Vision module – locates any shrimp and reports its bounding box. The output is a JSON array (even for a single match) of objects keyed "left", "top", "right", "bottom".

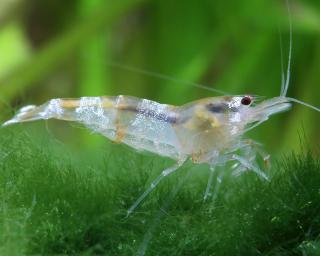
[
  {"left": 2, "top": 1, "right": 320, "bottom": 217},
  {"left": 2, "top": 93, "right": 319, "bottom": 215}
]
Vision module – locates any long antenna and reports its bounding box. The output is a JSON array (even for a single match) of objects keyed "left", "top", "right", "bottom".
[
  {"left": 280, "top": 1, "right": 320, "bottom": 113},
  {"left": 281, "top": 0, "right": 293, "bottom": 97},
  {"left": 287, "top": 97, "right": 320, "bottom": 112},
  {"left": 278, "top": 28, "right": 286, "bottom": 94},
  {"left": 106, "top": 61, "right": 230, "bottom": 96}
]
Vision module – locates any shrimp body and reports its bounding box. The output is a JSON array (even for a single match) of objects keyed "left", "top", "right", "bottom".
[
  {"left": 3, "top": 94, "right": 300, "bottom": 215},
  {"left": 2, "top": 95, "right": 271, "bottom": 164},
  {"left": 4, "top": 96, "right": 181, "bottom": 160}
]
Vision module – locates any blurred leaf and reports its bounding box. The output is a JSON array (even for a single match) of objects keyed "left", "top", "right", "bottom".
[
  {"left": 0, "top": 0, "right": 22, "bottom": 26},
  {"left": 0, "top": 0, "right": 147, "bottom": 104},
  {"left": 281, "top": 39, "right": 320, "bottom": 153},
  {"left": 0, "top": 22, "right": 30, "bottom": 80},
  {"left": 149, "top": 0, "right": 215, "bottom": 104},
  {"left": 215, "top": 33, "right": 273, "bottom": 94},
  {"left": 293, "top": 1, "right": 320, "bottom": 33},
  {"left": 78, "top": 0, "right": 111, "bottom": 96}
]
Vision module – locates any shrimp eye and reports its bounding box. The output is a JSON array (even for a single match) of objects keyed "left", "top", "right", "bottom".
[{"left": 241, "top": 96, "right": 252, "bottom": 106}]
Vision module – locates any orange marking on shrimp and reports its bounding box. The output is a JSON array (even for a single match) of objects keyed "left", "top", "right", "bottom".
[
  {"left": 115, "top": 125, "right": 126, "bottom": 143},
  {"left": 60, "top": 98, "right": 115, "bottom": 109}
]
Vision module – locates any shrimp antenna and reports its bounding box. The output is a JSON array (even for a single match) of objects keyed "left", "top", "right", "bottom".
[
  {"left": 278, "top": 28, "right": 286, "bottom": 93},
  {"left": 106, "top": 61, "right": 230, "bottom": 96},
  {"left": 280, "top": 1, "right": 320, "bottom": 113},
  {"left": 281, "top": 0, "right": 293, "bottom": 97},
  {"left": 287, "top": 97, "right": 320, "bottom": 112}
]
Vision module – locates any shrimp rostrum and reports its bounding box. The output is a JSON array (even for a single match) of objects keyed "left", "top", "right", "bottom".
[{"left": 3, "top": 90, "right": 320, "bottom": 215}]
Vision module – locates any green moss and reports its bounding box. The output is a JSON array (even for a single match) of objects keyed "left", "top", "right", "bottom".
[{"left": 0, "top": 128, "right": 319, "bottom": 255}]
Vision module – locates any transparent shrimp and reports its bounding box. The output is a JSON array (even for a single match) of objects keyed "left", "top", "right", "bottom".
[
  {"left": 2, "top": 93, "right": 319, "bottom": 215},
  {"left": 2, "top": 0, "right": 320, "bottom": 217}
]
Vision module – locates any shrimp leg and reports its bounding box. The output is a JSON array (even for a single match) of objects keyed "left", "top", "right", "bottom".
[
  {"left": 127, "top": 158, "right": 186, "bottom": 217},
  {"left": 211, "top": 171, "right": 224, "bottom": 204},
  {"left": 231, "top": 154, "right": 269, "bottom": 181},
  {"left": 203, "top": 166, "right": 216, "bottom": 201},
  {"left": 243, "top": 139, "right": 271, "bottom": 169}
]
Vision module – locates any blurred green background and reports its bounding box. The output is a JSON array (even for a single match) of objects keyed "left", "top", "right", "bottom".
[{"left": 0, "top": 0, "right": 319, "bottom": 154}]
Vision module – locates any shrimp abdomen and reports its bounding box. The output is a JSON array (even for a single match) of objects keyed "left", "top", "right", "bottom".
[{"left": 3, "top": 96, "right": 182, "bottom": 160}]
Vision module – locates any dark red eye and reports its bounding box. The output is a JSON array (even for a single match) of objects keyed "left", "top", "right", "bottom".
[{"left": 241, "top": 96, "right": 252, "bottom": 106}]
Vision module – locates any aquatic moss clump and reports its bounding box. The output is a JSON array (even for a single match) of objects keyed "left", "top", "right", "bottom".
[{"left": 0, "top": 127, "right": 319, "bottom": 255}]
